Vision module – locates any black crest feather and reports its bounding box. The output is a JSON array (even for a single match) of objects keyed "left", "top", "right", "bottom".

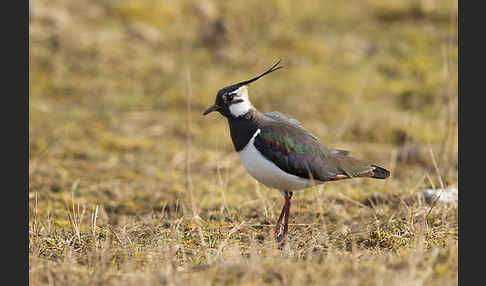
[{"left": 237, "top": 60, "right": 284, "bottom": 86}]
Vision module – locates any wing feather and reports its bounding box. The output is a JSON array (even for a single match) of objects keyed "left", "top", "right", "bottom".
[{"left": 254, "top": 116, "right": 375, "bottom": 182}]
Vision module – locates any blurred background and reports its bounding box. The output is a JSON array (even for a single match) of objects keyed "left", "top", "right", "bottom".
[
  {"left": 29, "top": 0, "right": 457, "bottom": 221},
  {"left": 29, "top": 1, "right": 458, "bottom": 284}
]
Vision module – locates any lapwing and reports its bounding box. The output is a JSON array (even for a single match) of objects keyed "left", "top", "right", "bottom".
[{"left": 203, "top": 60, "right": 390, "bottom": 242}]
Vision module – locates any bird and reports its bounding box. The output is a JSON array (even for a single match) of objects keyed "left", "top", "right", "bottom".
[{"left": 203, "top": 60, "right": 390, "bottom": 243}]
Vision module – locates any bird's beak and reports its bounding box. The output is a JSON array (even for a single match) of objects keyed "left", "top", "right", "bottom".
[{"left": 203, "top": 104, "right": 220, "bottom": 115}]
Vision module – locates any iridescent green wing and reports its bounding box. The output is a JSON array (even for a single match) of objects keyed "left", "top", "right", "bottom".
[{"left": 254, "top": 118, "right": 377, "bottom": 181}]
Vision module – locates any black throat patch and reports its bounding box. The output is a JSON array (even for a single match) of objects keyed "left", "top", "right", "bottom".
[{"left": 227, "top": 112, "right": 259, "bottom": 152}]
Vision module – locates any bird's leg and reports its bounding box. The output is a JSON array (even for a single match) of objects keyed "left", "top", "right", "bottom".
[
  {"left": 282, "top": 191, "right": 293, "bottom": 239},
  {"left": 274, "top": 191, "right": 293, "bottom": 242},
  {"left": 274, "top": 201, "right": 287, "bottom": 240}
]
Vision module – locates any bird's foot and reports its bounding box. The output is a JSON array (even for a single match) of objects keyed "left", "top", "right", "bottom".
[
  {"left": 274, "top": 222, "right": 282, "bottom": 241},
  {"left": 274, "top": 223, "right": 288, "bottom": 243},
  {"left": 275, "top": 233, "right": 286, "bottom": 243}
]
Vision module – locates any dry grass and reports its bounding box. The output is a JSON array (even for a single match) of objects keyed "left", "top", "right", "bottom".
[{"left": 29, "top": 0, "right": 458, "bottom": 285}]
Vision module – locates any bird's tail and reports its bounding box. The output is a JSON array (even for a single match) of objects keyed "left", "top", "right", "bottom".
[
  {"left": 332, "top": 153, "right": 390, "bottom": 180},
  {"left": 365, "top": 165, "right": 390, "bottom": 179}
]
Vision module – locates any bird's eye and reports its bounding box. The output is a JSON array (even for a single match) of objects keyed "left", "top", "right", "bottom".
[{"left": 225, "top": 93, "right": 234, "bottom": 102}]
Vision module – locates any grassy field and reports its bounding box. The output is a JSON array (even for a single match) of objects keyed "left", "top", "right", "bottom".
[{"left": 29, "top": 0, "right": 458, "bottom": 285}]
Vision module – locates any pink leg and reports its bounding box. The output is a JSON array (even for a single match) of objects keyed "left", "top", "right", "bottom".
[{"left": 274, "top": 191, "right": 293, "bottom": 242}]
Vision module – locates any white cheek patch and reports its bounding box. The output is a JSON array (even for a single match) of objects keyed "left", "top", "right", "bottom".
[
  {"left": 229, "top": 99, "right": 252, "bottom": 117},
  {"left": 228, "top": 85, "right": 252, "bottom": 117}
]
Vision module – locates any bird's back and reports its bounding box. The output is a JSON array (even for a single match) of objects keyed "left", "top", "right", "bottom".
[{"left": 251, "top": 111, "right": 389, "bottom": 182}]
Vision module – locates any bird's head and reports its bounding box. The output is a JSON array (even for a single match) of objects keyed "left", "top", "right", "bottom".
[{"left": 203, "top": 60, "right": 283, "bottom": 119}]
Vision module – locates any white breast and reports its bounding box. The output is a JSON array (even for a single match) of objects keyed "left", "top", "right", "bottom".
[{"left": 237, "top": 129, "right": 323, "bottom": 190}]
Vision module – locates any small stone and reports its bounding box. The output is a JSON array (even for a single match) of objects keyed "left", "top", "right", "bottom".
[{"left": 422, "top": 187, "right": 458, "bottom": 204}]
